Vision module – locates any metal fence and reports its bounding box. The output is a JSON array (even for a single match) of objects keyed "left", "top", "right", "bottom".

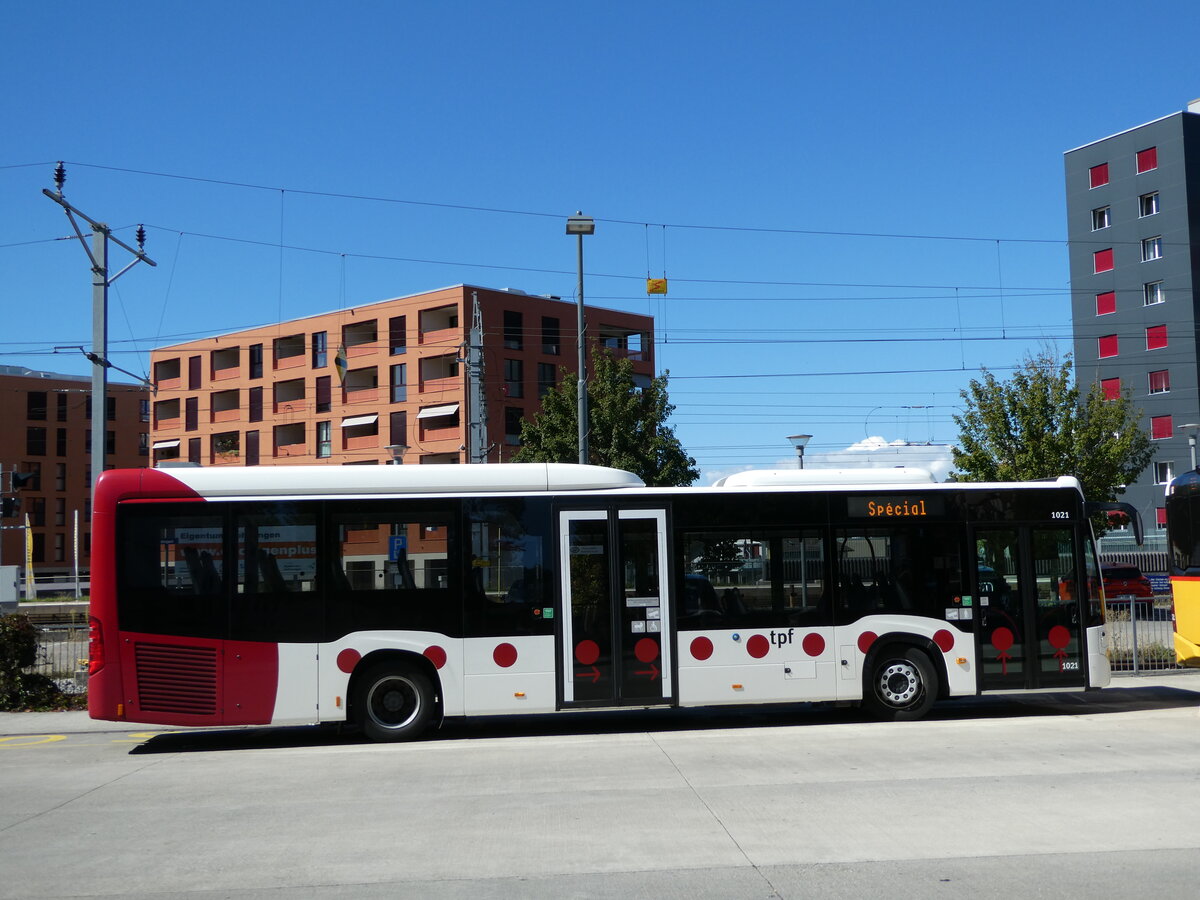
[
  {"left": 26, "top": 623, "right": 90, "bottom": 695},
  {"left": 1106, "top": 598, "right": 1178, "bottom": 673}
]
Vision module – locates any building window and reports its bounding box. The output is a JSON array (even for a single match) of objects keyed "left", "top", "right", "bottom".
[
  {"left": 505, "top": 407, "right": 524, "bottom": 446},
  {"left": 273, "top": 334, "right": 305, "bottom": 364},
  {"left": 185, "top": 396, "right": 199, "bottom": 431},
  {"left": 246, "top": 430, "right": 260, "bottom": 466},
  {"left": 139, "top": 398, "right": 150, "bottom": 423},
  {"left": 55, "top": 498, "right": 66, "bottom": 527},
  {"left": 56, "top": 428, "right": 67, "bottom": 457},
  {"left": 504, "top": 311, "right": 523, "bottom": 350},
  {"left": 187, "top": 437, "right": 201, "bottom": 464},
  {"left": 504, "top": 359, "right": 524, "bottom": 398},
  {"left": 26, "top": 427, "right": 46, "bottom": 456},
  {"left": 248, "top": 386, "right": 264, "bottom": 423},
  {"left": 1091, "top": 206, "right": 1110, "bottom": 230},
  {"left": 154, "top": 357, "right": 181, "bottom": 385},
  {"left": 1144, "top": 281, "right": 1165, "bottom": 306},
  {"left": 312, "top": 331, "right": 328, "bottom": 368},
  {"left": 1089, "top": 163, "right": 1109, "bottom": 188},
  {"left": 32, "top": 533, "right": 44, "bottom": 564},
  {"left": 27, "top": 391, "right": 47, "bottom": 421},
  {"left": 1136, "top": 147, "right": 1158, "bottom": 173},
  {"left": 1151, "top": 415, "right": 1173, "bottom": 440},
  {"left": 1149, "top": 370, "right": 1170, "bottom": 394},
  {"left": 1100, "top": 377, "right": 1121, "bottom": 401},
  {"left": 212, "top": 431, "right": 241, "bottom": 461},
  {"left": 55, "top": 463, "right": 66, "bottom": 491},
  {"left": 317, "top": 421, "right": 332, "bottom": 458},
  {"left": 315, "top": 376, "right": 332, "bottom": 413},
  {"left": 389, "top": 316, "right": 407, "bottom": 354},
  {"left": 537, "top": 363, "right": 557, "bottom": 398},
  {"left": 1141, "top": 236, "right": 1162, "bottom": 261},
  {"left": 1093, "top": 248, "right": 1114, "bottom": 273},
  {"left": 23, "top": 462, "right": 42, "bottom": 491},
  {"left": 1095, "top": 291, "right": 1115, "bottom": 316},
  {"left": 1097, "top": 334, "right": 1118, "bottom": 358},
  {"left": 1146, "top": 325, "right": 1167, "bottom": 351},
  {"left": 389, "top": 411, "right": 407, "bottom": 448},
  {"left": 249, "top": 343, "right": 264, "bottom": 379},
  {"left": 30, "top": 497, "right": 45, "bottom": 527},
  {"left": 188, "top": 355, "right": 202, "bottom": 388},
  {"left": 390, "top": 363, "right": 407, "bottom": 403},
  {"left": 1139, "top": 192, "right": 1160, "bottom": 217},
  {"left": 139, "top": 432, "right": 150, "bottom": 456},
  {"left": 1155, "top": 461, "right": 1175, "bottom": 485},
  {"left": 58, "top": 394, "right": 69, "bottom": 422},
  {"left": 542, "top": 316, "right": 561, "bottom": 355}
]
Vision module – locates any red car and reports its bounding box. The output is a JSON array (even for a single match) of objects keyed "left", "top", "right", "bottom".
[{"left": 1101, "top": 564, "right": 1155, "bottom": 613}]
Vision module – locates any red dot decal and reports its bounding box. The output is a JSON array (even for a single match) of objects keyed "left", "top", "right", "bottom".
[
  {"left": 493, "top": 642, "right": 518, "bottom": 668},
  {"left": 857, "top": 631, "right": 877, "bottom": 653},
  {"left": 933, "top": 629, "right": 955, "bottom": 653},
  {"left": 575, "top": 639, "right": 600, "bottom": 665},
  {"left": 1048, "top": 625, "right": 1071, "bottom": 650},
  {"left": 802, "top": 633, "right": 825, "bottom": 657},
  {"left": 336, "top": 649, "right": 360, "bottom": 673},
  {"left": 747, "top": 634, "right": 770, "bottom": 659},
  {"left": 991, "top": 627, "right": 1014, "bottom": 652},
  {"left": 690, "top": 636, "right": 713, "bottom": 660},
  {"left": 423, "top": 645, "right": 447, "bottom": 669},
  {"left": 634, "top": 637, "right": 659, "bottom": 663}
]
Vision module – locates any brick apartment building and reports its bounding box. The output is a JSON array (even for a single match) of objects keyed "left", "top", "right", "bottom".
[
  {"left": 1066, "top": 99, "right": 1200, "bottom": 536},
  {"left": 148, "top": 285, "right": 655, "bottom": 468},
  {"left": 0, "top": 366, "right": 150, "bottom": 575}
]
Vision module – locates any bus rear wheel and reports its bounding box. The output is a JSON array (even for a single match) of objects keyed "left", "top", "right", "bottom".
[
  {"left": 355, "top": 663, "right": 436, "bottom": 742},
  {"left": 863, "top": 646, "right": 937, "bottom": 721}
]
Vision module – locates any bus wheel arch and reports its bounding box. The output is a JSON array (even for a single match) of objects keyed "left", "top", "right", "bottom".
[
  {"left": 348, "top": 650, "right": 442, "bottom": 742},
  {"left": 861, "top": 639, "right": 941, "bottom": 721}
]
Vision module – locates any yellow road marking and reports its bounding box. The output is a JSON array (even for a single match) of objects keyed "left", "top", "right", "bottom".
[{"left": 0, "top": 735, "right": 67, "bottom": 748}]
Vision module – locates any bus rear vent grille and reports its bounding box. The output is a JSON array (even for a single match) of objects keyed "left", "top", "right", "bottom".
[{"left": 135, "top": 643, "right": 218, "bottom": 715}]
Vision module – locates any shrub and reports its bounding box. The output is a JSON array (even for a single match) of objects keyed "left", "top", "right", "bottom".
[{"left": 0, "top": 613, "right": 79, "bottom": 710}]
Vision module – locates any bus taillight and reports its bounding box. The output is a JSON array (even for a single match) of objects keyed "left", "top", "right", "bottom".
[{"left": 88, "top": 616, "right": 104, "bottom": 675}]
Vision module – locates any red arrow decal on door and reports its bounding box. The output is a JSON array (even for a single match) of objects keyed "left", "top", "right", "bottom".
[
  {"left": 635, "top": 662, "right": 660, "bottom": 681},
  {"left": 576, "top": 666, "right": 601, "bottom": 683}
]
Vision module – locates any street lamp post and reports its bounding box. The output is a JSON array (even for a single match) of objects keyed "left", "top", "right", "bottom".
[
  {"left": 787, "top": 434, "right": 812, "bottom": 469},
  {"left": 1182, "top": 424, "right": 1200, "bottom": 471},
  {"left": 566, "top": 212, "right": 595, "bottom": 465}
]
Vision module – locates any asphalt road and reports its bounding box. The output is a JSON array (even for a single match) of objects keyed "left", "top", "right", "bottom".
[{"left": 3, "top": 672, "right": 1199, "bottom": 899}]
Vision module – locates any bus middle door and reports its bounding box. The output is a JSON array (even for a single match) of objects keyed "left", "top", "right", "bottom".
[{"left": 558, "top": 508, "right": 674, "bottom": 708}]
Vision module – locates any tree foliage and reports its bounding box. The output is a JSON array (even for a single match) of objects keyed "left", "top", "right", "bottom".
[
  {"left": 951, "top": 351, "right": 1153, "bottom": 524},
  {"left": 513, "top": 350, "right": 699, "bottom": 487}
]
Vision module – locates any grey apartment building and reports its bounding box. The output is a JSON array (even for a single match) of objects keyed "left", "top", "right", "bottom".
[{"left": 1066, "top": 100, "right": 1200, "bottom": 535}]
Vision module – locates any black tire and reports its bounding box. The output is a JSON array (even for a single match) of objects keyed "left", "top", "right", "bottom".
[
  {"left": 355, "top": 663, "right": 436, "bottom": 742},
  {"left": 863, "top": 646, "right": 937, "bottom": 721}
]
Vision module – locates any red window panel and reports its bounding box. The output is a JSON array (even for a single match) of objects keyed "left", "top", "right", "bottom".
[
  {"left": 1095, "top": 291, "right": 1116, "bottom": 315},
  {"left": 1149, "top": 370, "right": 1170, "bottom": 394},
  {"left": 1151, "top": 415, "right": 1173, "bottom": 440},
  {"left": 1136, "top": 147, "right": 1158, "bottom": 173},
  {"left": 1093, "top": 248, "right": 1114, "bottom": 273},
  {"left": 1146, "top": 325, "right": 1168, "bottom": 350},
  {"left": 1101, "top": 377, "right": 1121, "bottom": 400},
  {"left": 1097, "top": 334, "right": 1119, "bottom": 358},
  {"left": 1157, "top": 508, "right": 1168, "bottom": 528},
  {"left": 1089, "top": 163, "right": 1109, "bottom": 188}
]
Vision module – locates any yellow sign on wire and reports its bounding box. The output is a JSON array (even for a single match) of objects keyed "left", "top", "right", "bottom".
[{"left": 646, "top": 278, "right": 668, "bottom": 295}]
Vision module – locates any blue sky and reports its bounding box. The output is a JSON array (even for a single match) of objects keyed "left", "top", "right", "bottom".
[{"left": 4, "top": 1, "right": 1199, "bottom": 481}]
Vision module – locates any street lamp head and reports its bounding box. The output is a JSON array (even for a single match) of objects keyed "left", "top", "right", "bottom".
[
  {"left": 385, "top": 443, "right": 408, "bottom": 464},
  {"left": 787, "top": 434, "right": 812, "bottom": 451},
  {"left": 566, "top": 212, "right": 595, "bottom": 235}
]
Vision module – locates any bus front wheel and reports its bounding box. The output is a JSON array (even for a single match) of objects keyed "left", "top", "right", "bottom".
[
  {"left": 355, "top": 663, "right": 436, "bottom": 742},
  {"left": 863, "top": 646, "right": 937, "bottom": 721}
]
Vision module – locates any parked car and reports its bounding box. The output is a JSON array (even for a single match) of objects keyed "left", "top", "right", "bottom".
[{"left": 1101, "top": 564, "right": 1155, "bottom": 614}]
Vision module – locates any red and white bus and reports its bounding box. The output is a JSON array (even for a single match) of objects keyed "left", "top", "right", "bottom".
[{"left": 89, "top": 463, "right": 1113, "bottom": 740}]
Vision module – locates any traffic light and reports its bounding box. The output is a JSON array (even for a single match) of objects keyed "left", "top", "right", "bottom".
[
  {"left": 10, "top": 471, "right": 33, "bottom": 489},
  {"left": 1, "top": 497, "right": 18, "bottom": 518}
]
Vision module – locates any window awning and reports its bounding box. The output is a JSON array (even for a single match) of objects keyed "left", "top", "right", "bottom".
[
  {"left": 417, "top": 403, "right": 460, "bottom": 419},
  {"left": 152, "top": 439, "right": 180, "bottom": 450},
  {"left": 340, "top": 414, "right": 379, "bottom": 428}
]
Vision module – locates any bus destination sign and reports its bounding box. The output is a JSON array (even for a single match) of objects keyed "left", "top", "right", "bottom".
[{"left": 847, "top": 496, "right": 944, "bottom": 519}]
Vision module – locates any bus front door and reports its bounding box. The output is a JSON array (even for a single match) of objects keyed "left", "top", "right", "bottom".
[
  {"left": 558, "top": 508, "right": 674, "bottom": 708},
  {"left": 974, "top": 525, "right": 1086, "bottom": 691}
]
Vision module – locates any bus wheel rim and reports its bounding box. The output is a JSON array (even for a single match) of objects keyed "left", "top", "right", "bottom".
[
  {"left": 367, "top": 675, "right": 421, "bottom": 730},
  {"left": 878, "top": 661, "right": 920, "bottom": 706}
]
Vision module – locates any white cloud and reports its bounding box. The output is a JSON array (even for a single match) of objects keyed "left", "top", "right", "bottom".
[{"left": 702, "top": 437, "right": 955, "bottom": 486}]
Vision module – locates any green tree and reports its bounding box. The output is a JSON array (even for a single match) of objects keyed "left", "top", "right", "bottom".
[
  {"left": 514, "top": 350, "right": 699, "bottom": 487},
  {"left": 951, "top": 350, "right": 1153, "bottom": 529}
]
